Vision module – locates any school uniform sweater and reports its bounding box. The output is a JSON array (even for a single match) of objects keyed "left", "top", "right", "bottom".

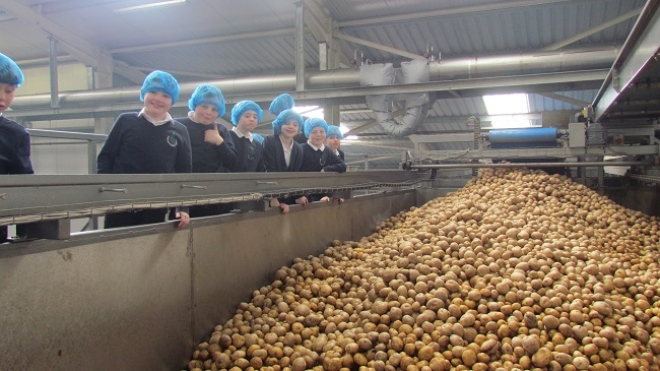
[
  {"left": 177, "top": 117, "right": 238, "bottom": 173},
  {"left": 229, "top": 130, "right": 265, "bottom": 172},
  {"left": 97, "top": 112, "right": 192, "bottom": 174},
  {"left": 300, "top": 143, "right": 346, "bottom": 173},
  {"left": 0, "top": 115, "right": 34, "bottom": 175},
  {"left": 263, "top": 135, "right": 303, "bottom": 172}
]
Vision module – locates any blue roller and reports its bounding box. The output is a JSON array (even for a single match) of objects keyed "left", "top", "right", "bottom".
[
  {"left": 489, "top": 128, "right": 557, "bottom": 143},
  {"left": 489, "top": 128, "right": 557, "bottom": 148}
]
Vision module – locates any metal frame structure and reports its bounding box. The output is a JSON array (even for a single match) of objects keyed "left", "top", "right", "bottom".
[
  {"left": 0, "top": 171, "right": 431, "bottom": 239},
  {"left": 592, "top": 0, "right": 660, "bottom": 122}
]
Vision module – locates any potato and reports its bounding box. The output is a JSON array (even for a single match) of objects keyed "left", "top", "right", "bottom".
[{"left": 187, "top": 168, "right": 660, "bottom": 371}]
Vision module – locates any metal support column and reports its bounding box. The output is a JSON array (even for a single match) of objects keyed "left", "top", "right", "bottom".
[
  {"left": 295, "top": 1, "right": 305, "bottom": 91},
  {"left": 48, "top": 37, "right": 60, "bottom": 109}
]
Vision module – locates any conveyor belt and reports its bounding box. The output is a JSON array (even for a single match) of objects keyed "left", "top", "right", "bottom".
[
  {"left": 0, "top": 172, "right": 431, "bottom": 227},
  {"left": 628, "top": 173, "right": 660, "bottom": 184}
]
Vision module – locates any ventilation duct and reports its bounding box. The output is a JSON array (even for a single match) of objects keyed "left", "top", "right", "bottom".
[
  {"left": 360, "top": 60, "right": 437, "bottom": 136},
  {"left": 11, "top": 48, "right": 617, "bottom": 112}
]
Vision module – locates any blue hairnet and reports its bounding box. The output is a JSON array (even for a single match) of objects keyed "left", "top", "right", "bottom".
[
  {"left": 304, "top": 117, "right": 329, "bottom": 138},
  {"left": 326, "top": 125, "right": 344, "bottom": 139},
  {"left": 272, "top": 109, "right": 303, "bottom": 135},
  {"left": 140, "top": 70, "right": 180, "bottom": 105},
  {"left": 252, "top": 133, "right": 265, "bottom": 144},
  {"left": 0, "top": 52, "right": 24, "bottom": 86},
  {"left": 188, "top": 84, "right": 226, "bottom": 117},
  {"left": 269, "top": 93, "right": 295, "bottom": 116},
  {"left": 231, "top": 100, "right": 263, "bottom": 126}
]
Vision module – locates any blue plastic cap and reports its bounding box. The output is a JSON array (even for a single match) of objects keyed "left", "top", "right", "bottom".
[
  {"left": 188, "top": 84, "right": 226, "bottom": 117},
  {"left": 269, "top": 93, "right": 295, "bottom": 116},
  {"left": 140, "top": 70, "right": 180, "bottom": 105},
  {"left": 304, "top": 117, "right": 329, "bottom": 138},
  {"left": 272, "top": 109, "right": 303, "bottom": 135},
  {"left": 252, "top": 133, "right": 265, "bottom": 144},
  {"left": 0, "top": 52, "right": 24, "bottom": 86},
  {"left": 326, "top": 125, "right": 344, "bottom": 139},
  {"left": 231, "top": 100, "right": 263, "bottom": 126}
]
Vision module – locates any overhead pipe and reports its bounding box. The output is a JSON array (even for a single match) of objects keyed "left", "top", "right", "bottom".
[{"left": 11, "top": 48, "right": 618, "bottom": 110}]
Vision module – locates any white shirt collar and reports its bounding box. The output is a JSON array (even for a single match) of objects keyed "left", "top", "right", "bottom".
[
  {"left": 232, "top": 126, "right": 253, "bottom": 142},
  {"left": 307, "top": 140, "right": 325, "bottom": 152},
  {"left": 187, "top": 111, "right": 200, "bottom": 123},
  {"left": 139, "top": 108, "right": 172, "bottom": 126}
]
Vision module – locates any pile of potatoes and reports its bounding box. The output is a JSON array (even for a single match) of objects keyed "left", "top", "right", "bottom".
[{"left": 188, "top": 168, "right": 660, "bottom": 371}]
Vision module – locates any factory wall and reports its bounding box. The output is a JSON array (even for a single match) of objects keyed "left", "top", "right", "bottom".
[{"left": 14, "top": 64, "right": 98, "bottom": 176}]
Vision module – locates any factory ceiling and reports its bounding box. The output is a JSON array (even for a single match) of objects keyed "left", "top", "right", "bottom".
[{"left": 0, "top": 0, "right": 650, "bottom": 169}]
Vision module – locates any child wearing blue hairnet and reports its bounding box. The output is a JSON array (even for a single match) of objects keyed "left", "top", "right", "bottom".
[
  {"left": 301, "top": 117, "right": 347, "bottom": 203},
  {"left": 0, "top": 52, "right": 34, "bottom": 243},
  {"left": 176, "top": 84, "right": 238, "bottom": 217},
  {"left": 228, "top": 100, "right": 265, "bottom": 172},
  {"left": 97, "top": 70, "right": 192, "bottom": 229},
  {"left": 325, "top": 125, "right": 345, "bottom": 161},
  {"left": 301, "top": 118, "right": 346, "bottom": 173},
  {"left": 262, "top": 94, "right": 309, "bottom": 213}
]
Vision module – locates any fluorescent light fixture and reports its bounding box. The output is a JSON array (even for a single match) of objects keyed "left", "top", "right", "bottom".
[
  {"left": 114, "top": 0, "right": 188, "bottom": 13},
  {"left": 483, "top": 93, "right": 532, "bottom": 128},
  {"left": 344, "top": 135, "right": 359, "bottom": 140},
  {"left": 293, "top": 105, "right": 324, "bottom": 119},
  {"left": 339, "top": 126, "right": 350, "bottom": 135}
]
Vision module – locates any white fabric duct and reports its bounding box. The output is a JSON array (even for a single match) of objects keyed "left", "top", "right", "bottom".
[{"left": 360, "top": 60, "right": 437, "bottom": 137}]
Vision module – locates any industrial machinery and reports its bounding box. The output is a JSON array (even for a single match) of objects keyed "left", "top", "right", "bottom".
[{"left": 1, "top": 3, "right": 659, "bottom": 371}]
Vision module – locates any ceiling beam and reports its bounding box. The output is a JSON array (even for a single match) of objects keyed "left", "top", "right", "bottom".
[
  {"left": 337, "top": 0, "right": 575, "bottom": 28},
  {"left": 112, "top": 60, "right": 147, "bottom": 85},
  {"left": 109, "top": 28, "right": 294, "bottom": 54},
  {"left": 0, "top": 0, "right": 100, "bottom": 67},
  {"left": 335, "top": 32, "right": 425, "bottom": 60},
  {"left": 303, "top": 0, "right": 331, "bottom": 43},
  {"left": 541, "top": 7, "right": 643, "bottom": 51},
  {"left": 539, "top": 92, "right": 590, "bottom": 107}
]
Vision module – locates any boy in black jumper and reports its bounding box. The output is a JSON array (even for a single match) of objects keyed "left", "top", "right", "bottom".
[
  {"left": 326, "top": 125, "right": 345, "bottom": 161},
  {"left": 229, "top": 100, "right": 265, "bottom": 172},
  {"left": 176, "top": 84, "right": 237, "bottom": 217},
  {"left": 97, "top": 70, "right": 192, "bottom": 229},
  {"left": 300, "top": 118, "right": 346, "bottom": 173},
  {"left": 300, "top": 118, "right": 346, "bottom": 202},
  {"left": 0, "top": 52, "right": 34, "bottom": 242}
]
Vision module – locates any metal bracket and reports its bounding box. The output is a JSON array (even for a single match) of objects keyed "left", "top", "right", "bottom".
[
  {"left": 181, "top": 184, "right": 207, "bottom": 190},
  {"left": 21, "top": 219, "right": 71, "bottom": 240},
  {"left": 233, "top": 200, "right": 270, "bottom": 212},
  {"left": 100, "top": 187, "right": 127, "bottom": 193}
]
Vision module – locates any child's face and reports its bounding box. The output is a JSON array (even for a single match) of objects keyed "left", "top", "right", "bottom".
[
  {"left": 309, "top": 127, "right": 326, "bottom": 147},
  {"left": 194, "top": 103, "right": 218, "bottom": 125},
  {"left": 143, "top": 91, "right": 172, "bottom": 120},
  {"left": 280, "top": 120, "right": 299, "bottom": 139},
  {"left": 0, "top": 83, "right": 17, "bottom": 114},
  {"left": 325, "top": 135, "right": 341, "bottom": 150},
  {"left": 237, "top": 110, "right": 259, "bottom": 133}
]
